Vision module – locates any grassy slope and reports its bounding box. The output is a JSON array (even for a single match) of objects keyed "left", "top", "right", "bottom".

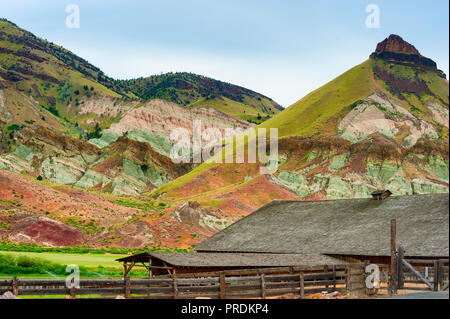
[
  {"left": 189, "top": 96, "right": 276, "bottom": 122},
  {"left": 371, "top": 58, "right": 449, "bottom": 139},
  {"left": 0, "top": 19, "right": 123, "bottom": 134},
  {"left": 372, "top": 58, "right": 449, "bottom": 106},
  {"left": 260, "top": 59, "right": 376, "bottom": 138}
]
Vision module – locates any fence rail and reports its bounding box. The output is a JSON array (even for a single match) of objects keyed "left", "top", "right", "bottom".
[
  {"left": 0, "top": 264, "right": 366, "bottom": 299},
  {"left": 382, "top": 249, "right": 450, "bottom": 293}
]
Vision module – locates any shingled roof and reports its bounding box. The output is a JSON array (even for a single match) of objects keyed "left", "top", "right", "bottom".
[
  {"left": 195, "top": 193, "right": 449, "bottom": 257},
  {"left": 116, "top": 252, "right": 346, "bottom": 267}
]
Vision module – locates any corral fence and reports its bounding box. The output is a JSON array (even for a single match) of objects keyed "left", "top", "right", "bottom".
[
  {"left": 383, "top": 219, "right": 450, "bottom": 294},
  {"left": 395, "top": 246, "right": 449, "bottom": 292},
  {"left": 0, "top": 263, "right": 366, "bottom": 299},
  {"left": 375, "top": 247, "right": 449, "bottom": 293}
]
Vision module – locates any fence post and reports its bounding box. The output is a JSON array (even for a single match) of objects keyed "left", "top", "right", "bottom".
[
  {"left": 12, "top": 277, "right": 18, "bottom": 296},
  {"left": 260, "top": 274, "right": 266, "bottom": 299},
  {"left": 299, "top": 273, "right": 305, "bottom": 299},
  {"left": 433, "top": 261, "right": 439, "bottom": 291},
  {"left": 438, "top": 260, "right": 445, "bottom": 290},
  {"left": 124, "top": 276, "right": 130, "bottom": 299},
  {"left": 363, "top": 260, "right": 370, "bottom": 295},
  {"left": 173, "top": 275, "right": 178, "bottom": 299},
  {"left": 390, "top": 219, "right": 397, "bottom": 295},
  {"left": 345, "top": 266, "right": 351, "bottom": 295},
  {"left": 69, "top": 277, "right": 76, "bottom": 299},
  {"left": 332, "top": 265, "right": 336, "bottom": 290},
  {"left": 397, "top": 246, "right": 404, "bottom": 290},
  {"left": 70, "top": 288, "right": 76, "bottom": 299},
  {"left": 219, "top": 272, "right": 226, "bottom": 299}
]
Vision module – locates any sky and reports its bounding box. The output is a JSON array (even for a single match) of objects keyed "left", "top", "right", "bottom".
[{"left": 1, "top": 0, "right": 448, "bottom": 107}]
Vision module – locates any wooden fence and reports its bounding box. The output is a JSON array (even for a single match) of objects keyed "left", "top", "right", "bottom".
[
  {"left": 375, "top": 259, "right": 449, "bottom": 293},
  {"left": 0, "top": 263, "right": 366, "bottom": 299},
  {"left": 398, "top": 257, "right": 449, "bottom": 292}
]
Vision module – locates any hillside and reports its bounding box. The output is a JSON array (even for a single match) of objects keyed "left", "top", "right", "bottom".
[
  {"left": 0, "top": 18, "right": 271, "bottom": 249},
  {"left": 115, "top": 72, "right": 282, "bottom": 123},
  {"left": 0, "top": 17, "right": 125, "bottom": 148},
  {"left": 0, "top": 18, "right": 267, "bottom": 195},
  {"left": 0, "top": 30, "right": 448, "bottom": 250},
  {"left": 0, "top": 18, "right": 279, "bottom": 140},
  {"left": 151, "top": 34, "right": 449, "bottom": 236}
]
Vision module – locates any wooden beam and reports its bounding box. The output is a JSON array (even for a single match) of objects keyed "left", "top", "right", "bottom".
[
  {"left": 332, "top": 265, "right": 336, "bottom": 290},
  {"left": 402, "top": 259, "right": 433, "bottom": 290},
  {"left": 131, "top": 265, "right": 174, "bottom": 269},
  {"left": 162, "top": 261, "right": 172, "bottom": 275},
  {"left": 390, "top": 219, "right": 397, "bottom": 294},
  {"left": 219, "top": 272, "right": 226, "bottom": 299},
  {"left": 126, "top": 261, "right": 136, "bottom": 276},
  {"left": 345, "top": 266, "right": 351, "bottom": 294},
  {"left": 124, "top": 276, "right": 130, "bottom": 299},
  {"left": 173, "top": 275, "right": 178, "bottom": 299},
  {"left": 260, "top": 274, "right": 266, "bottom": 299},
  {"left": 433, "top": 261, "right": 439, "bottom": 291},
  {"left": 397, "top": 246, "right": 404, "bottom": 289},
  {"left": 299, "top": 273, "right": 305, "bottom": 299},
  {"left": 438, "top": 260, "right": 445, "bottom": 290},
  {"left": 12, "top": 277, "right": 18, "bottom": 296},
  {"left": 149, "top": 258, "right": 153, "bottom": 278}
]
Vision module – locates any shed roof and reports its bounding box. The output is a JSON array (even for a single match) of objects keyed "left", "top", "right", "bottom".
[
  {"left": 195, "top": 193, "right": 449, "bottom": 257},
  {"left": 116, "top": 252, "right": 346, "bottom": 267},
  {"left": 371, "top": 189, "right": 391, "bottom": 195}
]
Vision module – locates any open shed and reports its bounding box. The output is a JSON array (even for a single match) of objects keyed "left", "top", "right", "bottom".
[{"left": 116, "top": 252, "right": 346, "bottom": 277}]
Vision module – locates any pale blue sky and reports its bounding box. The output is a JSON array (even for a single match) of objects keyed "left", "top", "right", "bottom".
[{"left": 1, "top": 0, "right": 448, "bottom": 106}]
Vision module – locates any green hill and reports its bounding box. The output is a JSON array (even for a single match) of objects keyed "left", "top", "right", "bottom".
[
  {"left": 114, "top": 72, "right": 282, "bottom": 122},
  {"left": 259, "top": 59, "right": 376, "bottom": 138}
]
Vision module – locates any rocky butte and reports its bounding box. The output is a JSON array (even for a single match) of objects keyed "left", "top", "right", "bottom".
[{"left": 370, "top": 34, "right": 447, "bottom": 79}]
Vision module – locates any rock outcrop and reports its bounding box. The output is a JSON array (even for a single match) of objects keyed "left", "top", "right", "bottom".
[
  {"left": 375, "top": 34, "right": 420, "bottom": 55},
  {"left": 370, "top": 34, "right": 446, "bottom": 78}
]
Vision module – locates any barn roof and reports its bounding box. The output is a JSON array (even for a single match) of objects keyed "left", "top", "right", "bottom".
[
  {"left": 195, "top": 193, "right": 449, "bottom": 257},
  {"left": 116, "top": 252, "right": 346, "bottom": 267}
]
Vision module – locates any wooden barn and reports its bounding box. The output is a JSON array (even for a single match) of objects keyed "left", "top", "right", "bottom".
[
  {"left": 118, "top": 192, "right": 448, "bottom": 278},
  {"left": 195, "top": 192, "right": 449, "bottom": 265},
  {"left": 116, "top": 252, "right": 346, "bottom": 277}
]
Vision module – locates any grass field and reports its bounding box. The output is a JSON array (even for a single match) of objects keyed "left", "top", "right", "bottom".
[{"left": 0, "top": 251, "right": 125, "bottom": 269}]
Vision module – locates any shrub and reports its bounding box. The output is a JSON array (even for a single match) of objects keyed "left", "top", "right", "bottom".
[
  {"left": 6, "top": 124, "right": 22, "bottom": 132},
  {"left": 348, "top": 100, "right": 364, "bottom": 109}
]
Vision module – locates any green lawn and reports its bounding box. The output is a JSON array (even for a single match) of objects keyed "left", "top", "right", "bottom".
[{"left": 0, "top": 250, "right": 125, "bottom": 269}]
